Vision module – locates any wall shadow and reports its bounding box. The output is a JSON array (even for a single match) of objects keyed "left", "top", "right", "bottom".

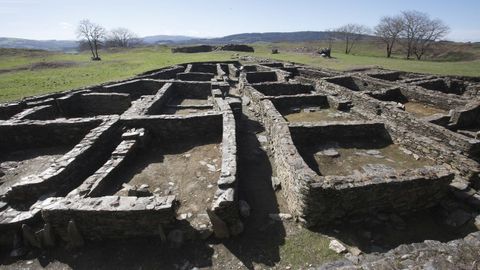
[{"left": 222, "top": 112, "right": 286, "bottom": 269}]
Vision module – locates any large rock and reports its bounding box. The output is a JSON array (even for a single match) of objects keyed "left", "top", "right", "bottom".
[
  {"left": 219, "top": 44, "right": 254, "bottom": 52},
  {"left": 171, "top": 45, "right": 214, "bottom": 53},
  {"left": 329, "top": 239, "right": 347, "bottom": 254}
]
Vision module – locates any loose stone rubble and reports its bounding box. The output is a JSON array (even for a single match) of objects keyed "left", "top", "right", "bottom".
[{"left": 0, "top": 60, "right": 479, "bottom": 268}]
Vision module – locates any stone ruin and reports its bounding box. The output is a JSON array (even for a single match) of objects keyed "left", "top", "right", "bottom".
[
  {"left": 171, "top": 44, "right": 254, "bottom": 53},
  {"left": 0, "top": 59, "right": 480, "bottom": 265}
]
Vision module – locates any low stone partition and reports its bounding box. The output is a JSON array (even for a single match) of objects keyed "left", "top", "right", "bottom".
[
  {"left": 0, "top": 102, "right": 25, "bottom": 120},
  {"left": 210, "top": 97, "right": 241, "bottom": 237},
  {"left": 251, "top": 82, "right": 315, "bottom": 96},
  {"left": 67, "top": 128, "right": 146, "bottom": 198},
  {"left": 5, "top": 117, "right": 122, "bottom": 202},
  {"left": 228, "top": 64, "right": 240, "bottom": 80},
  {"left": 324, "top": 75, "right": 396, "bottom": 93},
  {"left": 101, "top": 79, "right": 168, "bottom": 100},
  {"left": 413, "top": 78, "right": 467, "bottom": 95},
  {"left": 449, "top": 101, "right": 480, "bottom": 131},
  {"left": 306, "top": 77, "right": 480, "bottom": 170},
  {"left": 245, "top": 71, "right": 279, "bottom": 84},
  {"left": 176, "top": 72, "right": 215, "bottom": 81},
  {"left": 366, "top": 70, "right": 429, "bottom": 82},
  {"left": 137, "top": 65, "right": 185, "bottom": 79},
  {"left": 78, "top": 93, "right": 131, "bottom": 116},
  {"left": 269, "top": 94, "right": 329, "bottom": 110},
  {"left": 245, "top": 82, "right": 457, "bottom": 226},
  {"left": 9, "top": 105, "right": 57, "bottom": 120},
  {"left": 120, "top": 113, "right": 222, "bottom": 143},
  {"left": 189, "top": 63, "right": 218, "bottom": 74},
  {"left": 172, "top": 45, "right": 215, "bottom": 53},
  {"left": 0, "top": 118, "right": 101, "bottom": 151},
  {"left": 0, "top": 61, "right": 243, "bottom": 247},
  {"left": 121, "top": 81, "right": 214, "bottom": 116},
  {"left": 305, "top": 165, "right": 453, "bottom": 226},
  {"left": 41, "top": 195, "right": 176, "bottom": 240},
  {"left": 297, "top": 67, "right": 340, "bottom": 78},
  {"left": 399, "top": 86, "right": 467, "bottom": 111},
  {"left": 289, "top": 120, "right": 389, "bottom": 143},
  {"left": 65, "top": 110, "right": 239, "bottom": 239},
  {"left": 219, "top": 44, "right": 254, "bottom": 52}
]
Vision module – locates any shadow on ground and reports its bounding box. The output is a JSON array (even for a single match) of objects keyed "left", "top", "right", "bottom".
[
  {"left": 222, "top": 112, "right": 286, "bottom": 269},
  {"left": 312, "top": 199, "right": 478, "bottom": 253}
]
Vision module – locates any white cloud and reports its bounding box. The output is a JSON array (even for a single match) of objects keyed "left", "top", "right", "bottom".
[
  {"left": 447, "top": 29, "right": 480, "bottom": 42},
  {"left": 59, "top": 22, "right": 73, "bottom": 30}
]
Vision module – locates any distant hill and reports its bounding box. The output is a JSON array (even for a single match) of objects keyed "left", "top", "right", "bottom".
[
  {"left": 186, "top": 31, "right": 333, "bottom": 44},
  {"left": 0, "top": 37, "right": 78, "bottom": 51},
  {"left": 0, "top": 31, "right": 369, "bottom": 51},
  {"left": 142, "top": 35, "right": 197, "bottom": 44}
]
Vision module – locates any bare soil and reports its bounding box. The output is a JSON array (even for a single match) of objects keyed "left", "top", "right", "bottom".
[
  {"left": 169, "top": 97, "right": 211, "bottom": 106},
  {"left": 160, "top": 106, "right": 213, "bottom": 115},
  {"left": 0, "top": 61, "right": 79, "bottom": 75},
  {"left": 109, "top": 141, "right": 221, "bottom": 224},
  {"left": 0, "top": 105, "right": 469, "bottom": 270},
  {"left": 29, "top": 61, "right": 78, "bottom": 71},
  {"left": 0, "top": 147, "right": 70, "bottom": 195},
  {"left": 404, "top": 100, "right": 447, "bottom": 117},
  {"left": 283, "top": 108, "right": 358, "bottom": 123},
  {"left": 298, "top": 139, "right": 434, "bottom": 176}
]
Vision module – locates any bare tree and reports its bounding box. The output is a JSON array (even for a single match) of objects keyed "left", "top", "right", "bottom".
[
  {"left": 107, "top": 27, "right": 141, "bottom": 48},
  {"left": 375, "top": 15, "right": 404, "bottom": 58},
  {"left": 400, "top": 11, "right": 449, "bottom": 60},
  {"left": 76, "top": 19, "right": 106, "bottom": 60},
  {"left": 335, "top": 24, "right": 370, "bottom": 54},
  {"left": 412, "top": 18, "right": 449, "bottom": 60}
]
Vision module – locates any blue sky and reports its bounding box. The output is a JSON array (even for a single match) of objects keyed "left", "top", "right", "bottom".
[{"left": 1, "top": 0, "right": 479, "bottom": 41}]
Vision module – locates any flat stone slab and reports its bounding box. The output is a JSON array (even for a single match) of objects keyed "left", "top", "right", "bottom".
[{"left": 361, "top": 164, "right": 396, "bottom": 175}]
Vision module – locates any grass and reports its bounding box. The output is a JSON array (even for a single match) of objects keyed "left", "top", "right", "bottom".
[
  {"left": 251, "top": 43, "right": 480, "bottom": 76},
  {"left": 279, "top": 229, "right": 341, "bottom": 268},
  {"left": 1, "top": 43, "right": 480, "bottom": 102},
  {"left": 0, "top": 46, "right": 232, "bottom": 101}
]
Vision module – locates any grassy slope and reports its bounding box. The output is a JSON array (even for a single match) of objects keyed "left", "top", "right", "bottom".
[
  {"left": 251, "top": 43, "right": 480, "bottom": 76},
  {"left": 1, "top": 43, "right": 480, "bottom": 102},
  {"left": 0, "top": 46, "right": 232, "bottom": 101}
]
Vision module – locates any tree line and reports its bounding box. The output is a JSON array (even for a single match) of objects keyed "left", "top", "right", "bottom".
[
  {"left": 76, "top": 19, "right": 141, "bottom": 60},
  {"left": 331, "top": 10, "right": 449, "bottom": 60}
]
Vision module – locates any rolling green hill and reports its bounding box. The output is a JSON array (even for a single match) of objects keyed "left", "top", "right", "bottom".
[{"left": 1, "top": 44, "right": 479, "bottom": 102}]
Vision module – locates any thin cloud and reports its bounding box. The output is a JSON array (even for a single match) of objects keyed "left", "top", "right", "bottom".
[{"left": 59, "top": 22, "right": 73, "bottom": 30}]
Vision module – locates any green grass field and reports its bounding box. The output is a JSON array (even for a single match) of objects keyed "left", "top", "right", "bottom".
[{"left": 1, "top": 43, "right": 479, "bottom": 102}]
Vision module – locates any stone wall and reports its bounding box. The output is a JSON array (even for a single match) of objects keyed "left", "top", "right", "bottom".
[
  {"left": 176, "top": 72, "right": 215, "bottom": 81},
  {"left": 42, "top": 195, "right": 176, "bottom": 240},
  {"left": 10, "top": 105, "right": 57, "bottom": 120},
  {"left": 245, "top": 71, "right": 278, "bottom": 84},
  {"left": 138, "top": 65, "right": 185, "bottom": 79},
  {"left": 211, "top": 97, "right": 241, "bottom": 236},
  {"left": 79, "top": 93, "right": 131, "bottom": 116},
  {"left": 306, "top": 166, "right": 453, "bottom": 226},
  {"left": 414, "top": 78, "right": 466, "bottom": 95},
  {"left": 171, "top": 45, "right": 214, "bottom": 53},
  {"left": 310, "top": 78, "right": 480, "bottom": 164},
  {"left": 289, "top": 121, "right": 390, "bottom": 144},
  {"left": 269, "top": 94, "right": 329, "bottom": 110},
  {"left": 101, "top": 79, "right": 167, "bottom": 100},
  {"left": 242, "top": 80, "right": 456, "bottom": 227},
  {"left": 120, "top": 113, "right": 222, "bottom": 145},
  {"left": 449, "top": 101, "right": 480, "bottom": 130},
  {"left": 0, "top": 118, "right": 101, "bottom": 151},
  {"left": 251, "top": 82, "right": 314, "bottom": 96},
  {"left": 189, "top": 63, "right": 218, "bottom": 74},
  {"left": 219, "top": 44, "right": 254, "bottom": 52},
  {"left": 0, "top": 102, "right": 26, "bottom": 120},
  {"left": 5, "top": 117, "right": 122, "bottom": 202}
]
